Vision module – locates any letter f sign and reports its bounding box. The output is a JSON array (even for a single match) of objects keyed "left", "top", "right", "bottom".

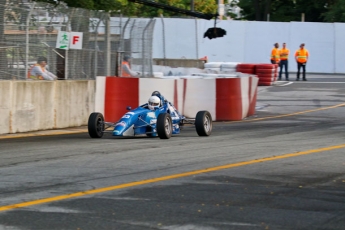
[
  {"left": 69, "top": 32, "right": 83, "bottom": 49},
  {"left": 72, "top": 36, "right": 79, "bottom": 44}
]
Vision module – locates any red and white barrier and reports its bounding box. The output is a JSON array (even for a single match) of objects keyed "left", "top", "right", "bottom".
[
  {"left": 236, "top": 63, "right": 279, "bottom": 86},
  {"left": 255, "top": 64, "right": 278, "bottom": 86},
  {"left": 95, "top": 75, "right": 259, "bottom": 122}
]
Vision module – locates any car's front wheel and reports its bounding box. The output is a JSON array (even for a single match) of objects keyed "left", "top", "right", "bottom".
[
  {"left": 195, "top": 111, "right": 212, "bottom": 136},
  {"left": 157, "top": 113, "right": 172, "bottom": 139},
  {"left": 88, "top": 112, "right": 105, "bottom": 138}
]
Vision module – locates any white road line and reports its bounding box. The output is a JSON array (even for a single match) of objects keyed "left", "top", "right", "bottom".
[
  {"left": 276, "top": 81, "right": 293, "bottom": 86},
  {"left": 297, "top": 82, "right": 345, "bottom": 84}
]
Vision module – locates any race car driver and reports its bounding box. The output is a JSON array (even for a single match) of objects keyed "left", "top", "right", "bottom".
[
  {"left": 148, "top": 95, "right": 161, "bottom": 110},
  {"left": 149, "top": 90, "right": 182, "bottom": 117}
]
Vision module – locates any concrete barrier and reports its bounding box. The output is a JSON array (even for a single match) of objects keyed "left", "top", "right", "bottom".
[
  {"left": 0, "top": 81, "right": 12, "bottom": 134},
  {"left": 0, "top": 80, "right": 95, "bottom": 135}
]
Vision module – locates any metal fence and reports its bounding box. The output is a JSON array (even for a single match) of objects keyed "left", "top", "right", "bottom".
[{"left": 0, "top": 1, "right": 155, "bottom": 80}]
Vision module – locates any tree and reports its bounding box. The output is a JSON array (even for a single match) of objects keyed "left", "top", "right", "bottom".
[
  {"left": 294, "top": 0, "right": 331, "bottom": 22},
  {"left": 323, "top": 0, "right": 345, "bottom": 22},
  {"left": 35, "top": 0, "right": 122, "bottom": 11},
  {"left": 234, "top": 0, "right": 335, "bottom": 22},
  {"left": 35, "top": 0, "right": 218, "bottom": 17},
  {"left": 118, "top": 0, "right": 217, "bottom": 18},
  {"left": 236, "top": 0, "right": 274, "bottom": 21}
]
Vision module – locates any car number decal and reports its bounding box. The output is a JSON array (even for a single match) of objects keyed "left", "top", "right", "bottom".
[
  {"left": 115, "top": 121, "right": 126, "bottom": 127},
  {"left": 147, "top": 112, "right": 156, "bottom": 118}
]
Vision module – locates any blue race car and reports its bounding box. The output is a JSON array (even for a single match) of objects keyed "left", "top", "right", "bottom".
[{"left": 88, "top": 91, "right": 212, "bottom": 139}]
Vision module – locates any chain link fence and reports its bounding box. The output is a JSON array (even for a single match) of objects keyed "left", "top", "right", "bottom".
[{"left": 0, "top": 1, "right": 155, "bottom": 80}]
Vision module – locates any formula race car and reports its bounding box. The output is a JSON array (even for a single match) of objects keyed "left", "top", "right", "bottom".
[{"left": 88, "top": 91, "right": 212, "bottom": 139}]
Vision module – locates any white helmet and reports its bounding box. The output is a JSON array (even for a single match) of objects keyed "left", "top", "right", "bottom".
[{"left": 148, "top": 95, "right": 160, "bottom": 110}]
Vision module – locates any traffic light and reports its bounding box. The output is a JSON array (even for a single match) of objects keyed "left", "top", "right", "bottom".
[{"left": 203, "top": 27, "right": 227, "bottom": 39}]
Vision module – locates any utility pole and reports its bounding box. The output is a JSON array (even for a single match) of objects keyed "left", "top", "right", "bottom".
[{"left": 218, "top": 0, "right": 224, "bottom": 19}]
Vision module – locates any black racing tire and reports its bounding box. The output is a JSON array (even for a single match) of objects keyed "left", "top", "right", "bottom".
[
  {"left": 157, "top": 113, "right": 172, "bottom": 139},
  {"left": 195, "top": 111, "right": 212, "bottom": 136},
  {"left": 88, "top": 112, "right": 105, "bottom": 138}
]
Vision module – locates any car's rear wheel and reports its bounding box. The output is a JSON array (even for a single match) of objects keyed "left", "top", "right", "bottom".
[
  {"left": 88, "top": 112, "right": 105, "bottom": 138},
  {"left": 157, "top": 113, "right": 172, "bottom": 139},
  {"left": 195, "top": 111, "right": 212, "bottom": 136}
]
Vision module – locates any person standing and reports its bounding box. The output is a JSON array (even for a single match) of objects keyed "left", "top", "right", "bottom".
[
  {"left": 270, "top": 43, "right": 280, "bottom": 64},
  {"left": 121, "top": 55, "right": 140, "bottom": 77},
  {"left": 295, "top": 43, "right": 309, "bottom": 81},
  {"left": 279, "top": 43, "right": 289, "bottom": 81}
]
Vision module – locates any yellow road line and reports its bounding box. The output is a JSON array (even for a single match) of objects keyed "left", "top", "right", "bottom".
[
  {"left": 0, "top": 129, "right": 88, "bottom": 140},
  {"left": 1, "top": 143, "right": 345, "bottom": 212},
  {"left": 229, "top": 102, "right": 345, "bottom": 123}
]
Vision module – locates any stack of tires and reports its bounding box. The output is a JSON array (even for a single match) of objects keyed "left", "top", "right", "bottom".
[
  {"left": 236, "top": 63, "right": 256, "bottom": 74},
  {"left": 204, "top": 62, "right": 223, "bottom": 74},
  {"left": 255, "top": 64, "right": 278, "bottom": 86},
  {"left": 220, "top": 62, "right": 240, "bottom": 73}
]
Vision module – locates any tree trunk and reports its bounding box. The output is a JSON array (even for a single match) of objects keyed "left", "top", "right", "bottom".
[
  {"left": 254, "top": 0, "right": 261, "bottom": 21},
  {"left": 264, "top": 0, "right": 271, "bottom": 21}
]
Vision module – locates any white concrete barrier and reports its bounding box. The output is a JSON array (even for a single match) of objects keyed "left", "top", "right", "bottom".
[
  {"left": 0, "top": 81, "right": 12, "bottom": 134},
  {"left": 0, "top": 80, "right": 95, "bottom": 135}
]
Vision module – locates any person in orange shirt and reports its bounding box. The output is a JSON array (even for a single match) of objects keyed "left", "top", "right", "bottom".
[
  {"left": 121, "top": 55, "right": 141, "bottom": 77},
  {"left": 28, "top": 56, "right": 57, "bottom": 80},
  {"left": 279, "top": 43, "right": 289, "bottom": 81},
  {"left": 270, "top": 43, "right": 280, "bottom": 64},
  {"left": 295, "top": 43, "right": 309, "bottom": 81}
]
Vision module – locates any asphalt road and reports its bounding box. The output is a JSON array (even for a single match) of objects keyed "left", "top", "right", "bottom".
[{"left": 0, "top": 75, "right": 344, "bottom": 230}]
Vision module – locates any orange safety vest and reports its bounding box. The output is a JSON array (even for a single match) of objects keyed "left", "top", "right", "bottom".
[
  {"left": 271, "top": 48, "right": 280, "bottom": 63},
  {"left": 280, "top": 48, "right": 290, "bottom": 60},
  {"left": 295, "top": 48, "right": 309, "bottom": 63},
  {"left": 27, "top": 64, "right": 44, "bottom": 80},
  {"left": 121, "top": 61, "right": 131, "bottom": 77}
]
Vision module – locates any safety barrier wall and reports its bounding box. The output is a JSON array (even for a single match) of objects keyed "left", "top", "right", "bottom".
[
  {"left": 0, "top": 80, "right": 95, "bottom": 135},
  {"left": 0, "top": 75, "right": 258, "bottom": 135},
  {"left": 95, "top": 75, "right": 259, "bottom": 123}
]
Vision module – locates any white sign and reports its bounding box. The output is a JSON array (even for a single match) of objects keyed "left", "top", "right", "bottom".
[
  {"left": 56, "top": 31, "right": 70, "bottom": 50},
  {"left": 69, "top": 32, "right": 83, "bottom": 50}
]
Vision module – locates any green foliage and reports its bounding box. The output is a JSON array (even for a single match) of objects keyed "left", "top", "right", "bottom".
[
  {"left": 293, "top": 0, "right": 329, "bottom": 22},
  {"left": 323, "top": 0, "right": 345, "bottom": 22},
  {"left": 34, "top": 0, "right": 124, "bottom": 11},
  {"left": 233, "top": 0, "right": 342, "bottom": 22},
  {"left": 117, "top": 0, "right": 217, "bottom": 18},
  {"left": 34, "top": 0, "right": 217, "bottom": 18}
]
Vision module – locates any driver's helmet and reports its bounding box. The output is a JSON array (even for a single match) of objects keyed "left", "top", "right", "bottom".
[{"left": 148, "top": 95, "right": 160, "bottom": 110}]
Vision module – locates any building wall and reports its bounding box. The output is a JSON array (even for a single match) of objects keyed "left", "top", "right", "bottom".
[{"left": 153, "top": 19, "right": 344, "bottom": 74}]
